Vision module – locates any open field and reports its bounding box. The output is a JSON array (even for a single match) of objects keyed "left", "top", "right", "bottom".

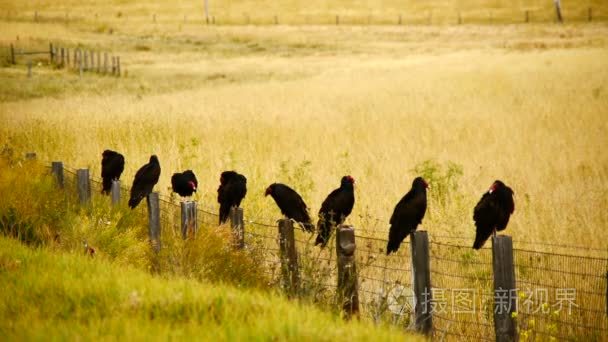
[{"left": 0, "top": 1, "right": 607, "bottom": 339}]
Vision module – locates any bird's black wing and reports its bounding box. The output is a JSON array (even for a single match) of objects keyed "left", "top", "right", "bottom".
[
  {"left": 387, "top": 190, "right": 427, "bottom": 254},
  {"left": 129, "top": 162, "right": 160, "bottom": 209},
  {"left": 274, "top": 184, "right": 313, "bottom": 231},
  {"left": 473, "top": 192, "right": 499, "bottom": 249}
]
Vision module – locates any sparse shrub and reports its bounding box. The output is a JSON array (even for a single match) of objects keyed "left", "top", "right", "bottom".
[{"left": 411, "top": 159, "right": 463, "bottom": 207}]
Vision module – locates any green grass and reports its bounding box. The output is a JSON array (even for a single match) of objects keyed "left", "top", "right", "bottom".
[{"left": 0, "top": 235, "right": 418, "bottom": 340}]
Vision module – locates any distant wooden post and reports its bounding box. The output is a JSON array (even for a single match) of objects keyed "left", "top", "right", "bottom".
[
  {"left": 278, "top": 219, "right": 300, "bottom": 296},
  {"left": 111, "top": 180, "right": 121, "bottom": 205},
  {"left": 111, "top": 56, "right": 116, "bottom": 75},
  {"left": 60, "top": 47, "right": 65, "bottom": 67},
  {"left": 204, "top": 0, "right": 209, "bottom": 24},
  {"left": 410, "top": 231, "right": 433, "bottom": 335},
  {"left": 66, "top": 48, "right": 70, "bottom": 67},
  {"left": 78, "top": 53, "right": 83, "bottom": 77},
  {"left": 554, "top": 0, "right": 563, "bottom": 23},
  {"left": 83, "top": 50, "right": 88, "bottom": 71},
  {"left": 336, "top": 225, "right": 359, "bottom": 319},
  {"left": 27, "top": 59, "right": 32, "bottom": 78},
  {"left": 274, "top": 15, "right": 278, "bottom": 25},
  {"left": 398, "top": 14, "right": 402, "bottom": 25},
  {"left": 25, "top": 152, "right": 36, "bottom": 160},
  {"left": 9, "top": 44, "right": 15, "bottom": 64},
  {"left": 335, "top": 15, "right": 339, "bottom": 25},
  {"left": 229, "top": 207, "right": 245, "bottom": 249},
  {"left": 34, "top": 11, "right": 38, "bottom": 22},
  {"left": 588, "top": 8, "right": 592, "bottom": 22},
  {"left": 458, "top": 11, "right": 462, "bottom": 25},
  {"left": 89, "top": 51, "right": 94, "bottom": 71},
  {"left": 76, "top": 168, "right": 91, "bottom": 204},
  {"left": 525, "top": 10, "right": 529, "bottom": 23},
  {"left": 147, "top": 192, "right": 161, "bottom": 253},
  {"left": 116, "top": 56, "right": 121, "bottom": 77},
  {"left": 96, "top": 51, "right": 101, "bottom": 73},
  {"left": 49, "top": 43, "right": 54, "bottom": 64},
  {"left": 492, "top": 235, "right": 517, "bottom": 342},
  {"left": 51, "top": 161, "right": 64, "bottom": 188},
  {"left": 180, "top": 201, "right": 198, "bottom": 239},
  {"left": 104, "top": 52, "right": 108, "bottom": 74}
]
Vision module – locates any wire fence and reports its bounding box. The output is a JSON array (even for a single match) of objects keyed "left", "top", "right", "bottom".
[{"left": 37, "top": 160, "right": 608, "bottom": 340}]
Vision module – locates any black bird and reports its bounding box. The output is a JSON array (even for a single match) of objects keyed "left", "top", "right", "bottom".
[
  {"left": 101, "top": 150, "right": 125, "bottom": 195},
  {"left": 217, "top": 171, "right": 247, "bottom": 224},
  {"left": 128, "top": 155, "right": 161, "bottom": 209},
  {"left": 386, "top": 177, "right": 428, "bottom": 255},
  {"left": 473, "top": 180, "right": 515, "bottom": 249},
  {"left": 315, "top": 175, "right": 355, "bottom": 247},
  {"left": 171, "top": 170, "right": 198, "bottom": 198},
  {"left": 265, "top": 183, "right": 314, "bottom": 232}
]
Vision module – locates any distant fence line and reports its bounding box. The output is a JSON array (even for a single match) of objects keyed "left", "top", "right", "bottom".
[
  {"left": 3, "top": 7, "right": 607, "bottom": 26},
  {"left": 4, "top": 42, "right": 122, "bottom": 78},
  {"left": 22, "top": 154, "right": 608, "bottom": 341}
]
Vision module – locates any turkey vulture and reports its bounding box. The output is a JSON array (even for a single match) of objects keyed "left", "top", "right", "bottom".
[
  {"left": 265, "top": 183, "right": 314, "bottom": 232},
  {"left": 217, "top": 171, "right": 247, "bottom": 224},
  {"left": 386, "top": 177, "right": 428, "bottom": 255},
  {"left": 128, "top": 155, "right": 161, "bottom": 209},
  {"left": 315, "top": 175, "right": 355, "bottom": 247},
  {"left": 473, "top": 180, "right": 515, "bottom": 249},
  {"left": 171, "top": 170, "right": 198, "bottom": 198},
  {"left": 101, "top": 150, "right": 125, "bottom": 195}
]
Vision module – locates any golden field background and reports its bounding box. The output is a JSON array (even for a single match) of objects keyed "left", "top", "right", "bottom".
[{"left": 0, "top": 1, "right": 607, "bottom": 254}]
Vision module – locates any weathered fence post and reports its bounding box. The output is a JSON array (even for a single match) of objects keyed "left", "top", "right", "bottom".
[
  {"left": 25, "top": 152, "right": 36, "bottom": 160},
  {"left": 492, "top": 235, "right": 517, "bottom": 342},
  {"left": 111, "top": 56, "right": 116, "bottom": 75},
  {"left": 335, "top": 15, "right": 339, "bottom": 25},
  {"left": 76, "top": 168, "right": 91, "bottom": 204},
  {"left": 104, "top": 52, "right": 108, "bottom": 74},
  {"left": 97, "top": 51, "right": 101, "bottom": 73},
  {"left": 410, "top": 230, "right": 433, "bottom": 335},
  {"left": 83, "top": 50, "right": 88, "bottom": 71},
  {"left": 116, "top": 56, "right": 120, "bottom": 77},
  {"left": 278, "top": 219, "right": 300, "bottom": 296},
  {"left": 51, "top": 161, "right": 64, "bottom": 188},
  {"left": 229, "top": 207, "right": 245, "bottom": 249},
  {"left": 274, "top": 15, "right": 278, "bottom": 25},
  {"left": 588, "top": 8, "right": 592, "bottom": 22},
  {"left": 458, "top": 11, "right": 462, "bottom": 25},
  {"left": 336, "top": 225, "right": 359, "bottom": 319},
  {"left": 66, "top": 48, "right": 70, "bottom": 67},
  {"left": 398, "top": 14, "right": 402, "bottom": 25},
  {"left": 49, "top": 43, "right": 54, "bottom": 64},
  {"left": 90, "top": 51, "right": 94, "bottom": 71},
  {"left": 525, "top": 10, "right": 529, "bottom": 23},
  {"left": 554, "top": 0, "right": 563, "bottom": 23},
  {"left": 147, "top": 192, "right": 161, "bottom": 253},
  {"left": 9, "top": 44, "right": 15, "bottom": 64},
  {"left": 180, "top": 201, "right": 198, "bottom": 239},
  {"left": 110, "top": 180, "right": 121, "bottom": 205},
  {"left": 60, "top": 47, "right": 65, "bottom": 67},
  {"left": 27, "top": 59, "right": 32, "bottom": 78},
  {"left": 34, "top": 11, "right": 38, "bottom": 22}
]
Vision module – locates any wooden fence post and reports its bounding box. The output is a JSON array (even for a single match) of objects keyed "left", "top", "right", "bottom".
[
  {"left": 410, "top": 231, "right": 433, "bottom": 334},
  {"left": 336, "top": 15, "right": 339, "bottom": 25},
  {"left": 76, "top": 168, "right": 91, "bottom": 204},
  {"left": 525, "top": 10, "right": 529, "bottom": 23},
  {"left": 229, "top": 207, "right": 245, "bottom": 248},
  {"left": 398, "top": 14, "right": 402, "bottom": 25},
  {"left": 83, "top": 50, "right": 88, "bottom": 71},
  {"left": 180, "top": 201, "right": 198, "bottom": 239},
  {"left": 60, "top": 47, "right": 65, "bottom": 67},
  {"left": 147, "top": 192, "right": 161, "bottom": 253},
  {"left": 10, "top": 44, "right": 15, "bottom": 64},
  {"left": 111, "top": 180, "right": 121, "bottom": 205},
  {"left": 90, "top": 51, "right": 94, "bottom": 71},
  {"left": 588, "top": 8, "right": 592, "bottom": 22},
  {"left": 51, "top": 161, "right": 64, "bottom": 188},
  {"left": 25, "top": 152, "right": 36, "bottom": 160},
  {"left": 97, "top": 51, "right": 101, "bottom": 73},
  {"left": 492, "top": 235, "right": 517, "bottom": 342},
  {"left": 554, "top": 0, "right": 563, "bottom": 23},
  {"left": 104, "top": 52, "right": 108, "bottom": 74},
  {"left": 66, "top": 48, "right": 70, "bottom": 67},
  {"left": 336, "top": 225, "right": 359, "bottom": 319},
  {"left": 49, "top": 43, "right": 54, "bottom": 64},
  {"left": 278, "top": 219, "right": 300, "bottom": 296},
  {"left": 274, "top": 15, "right": 278, "bottom": 25},
  {"left": 458, "top": 11, "right": 462, "bottom": 25},
  {"left": 116, "top": 56, "right": 120, "bottom": 77},
  {"left": 111, "top": 56, "right": 116, "bottom": 75},
  {"left": 34, "top": 11, "right": 38, "bottom": 22},
  {"left": 27, "top": 59, "right": 32, "bottom": 78}
]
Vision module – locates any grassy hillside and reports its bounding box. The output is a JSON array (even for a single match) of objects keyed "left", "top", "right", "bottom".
[{"left": 0, "top": 236, "right": 417, "bottom": 340}]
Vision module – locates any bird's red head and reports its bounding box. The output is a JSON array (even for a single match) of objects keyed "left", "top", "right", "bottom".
[
  {"left": 345, "top": 175, "right": 355, "bottom": 184},
  {"left": 264, "top": 186, "right": 272, "bottom": 197},
  {"left": 489, "top": 180, "right": 503, "bottom": 194},
  {"left": 188, "top": 181, "right": 197, "bottom": 192}
]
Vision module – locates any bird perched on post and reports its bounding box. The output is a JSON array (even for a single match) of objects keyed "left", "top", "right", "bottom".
[
  {"left": 101, "top": 150, "right": 124, "bottom": 195},
  {"left": 128, "top": 155, "right": 161, "bottom": 209},
  {"left": 386, "top": 177, "right": 428, "bottom": 255},
  {"left": 315, "top": 175, "right": 355, "bottom": 247},
  {"left": 265, "top": 183, "right": 314, "bottom": 232},
  {"left": 171, "top": 170, "right": 198, "bottom": 199},
  {"left": 473, "top": 180, "right": 515, "bottom": 249},
  {"left": 217, "top": 171, "right": 247, "bottom": 224}
]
